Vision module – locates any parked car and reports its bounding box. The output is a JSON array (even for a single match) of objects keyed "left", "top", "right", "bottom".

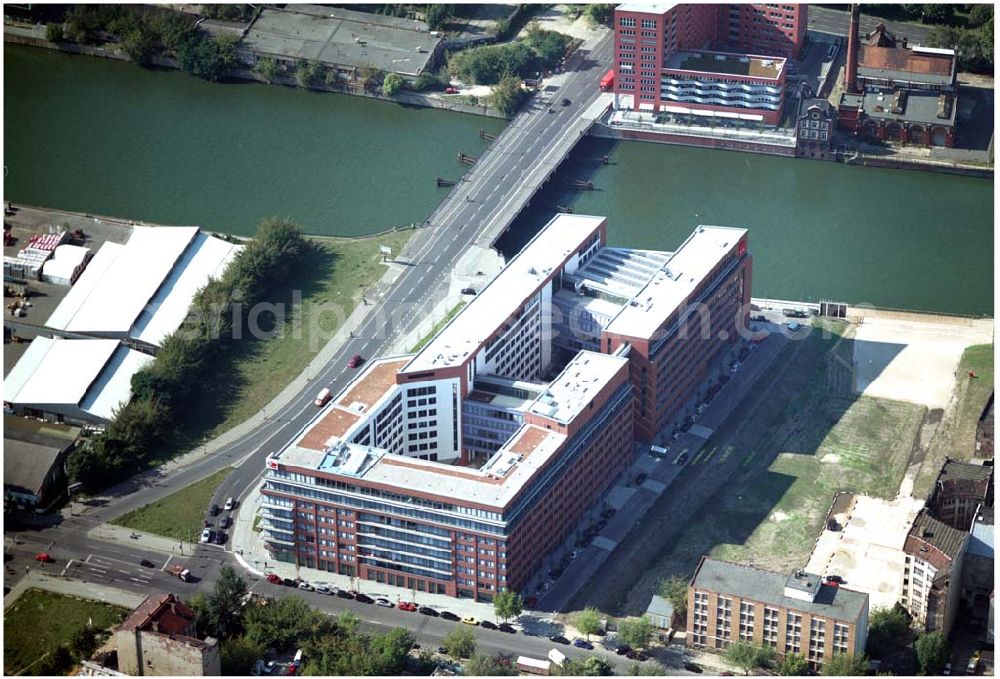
[
  {"left": 282, "top": 578, "right": 297, "bottom": 587},
  {"left": 355, "top": 593, "right": 374, "bottom": 604},
  {"left": 209, "top": 504, "right": 220, "bottom": 516},
  {"left": 561, "top": 97, "right": 571, "bottom": 106},
  {"left": 348, "top": 354, "right": 365, "bottom": 368},
  {"left": 461, "top": 616, "right": 479, "bottom": 626},
  {"left": 615, "top": 646, "right": 631, "bottom": 656},
  {"left": 314, "top": 387, "right": 332, "bottom": 407},
  {"left": 569, "top": 548, "right": 582, "bottom": 560},
  {"left": 549, "top": 635, "right": 570, "bottom": 645},
  {"left": 437, "top": 646, "right": 448, "bottom": 655},
  {"left": 314, "top": 584, "right": 332, "bottom": 595},
  {"left": 224, "top": 497, "right": 237, "bottom": 511},
  {"left": 444, "top": 86, "right": 458, "bottom": 94},
  {"left": 219, "top": 516, "right": 232, "bottom": 530},
  {"left": 375, "top": 598, "right": 393, "bottom": 608},
  {"left": 199, "top": 528, "right": 212, "bottom": 544},
  {"left": 398, "top": 601, "right": 417, "bottom": 612},
  {"left": 683, "top": 663, "right": 703, "bottom": 674},
  {"left": 498, "top": 623, "right": 517, "bottom": 634},
  {"left": 824, "top": 574, "right": 845, "bottom": 584},
  {"left": 419, "top": 606, "right": 439, "bottom": 617},
  {"left": 139, "top": 559, "right": 155, "bottom": 568},
  {"left": 336, "top": 589, "right": 355, "bottom": 600},
  {"left": 212, "top": 531, "right": 228, "bottom": 545},
  {"left": 461, "top": 287, "right": 477, "bottom": 295},
  {"left": 440, "top": 611, "right": 460, "bottom": 621},
  {"left": 634, "top": 472, "right": 647, "bottom": 486},
  {"left": 266, "top": 573, "right": 283, "bottom": 585},
  {"left": 573, "top": 639, "right": 594, "bottom": 650},
  {"left": 298, "top": 582, "right": 314, "bottom": 592}
]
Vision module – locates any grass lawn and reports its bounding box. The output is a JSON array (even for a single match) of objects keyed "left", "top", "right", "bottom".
[
  {"left": 410, "top": 301, "right": 466, "bottom": 352},
  {"left": 4, "top": 589, "right": 128, "bottom": 675},
  {"left": 111, "top": 468, "right": 232, "bottom": 541},
  {"left": 177, "top": 229, "right": 413, "bottom": 442},
  {"left": 913, "top": 342, "right": 994, "bottom": 498}
]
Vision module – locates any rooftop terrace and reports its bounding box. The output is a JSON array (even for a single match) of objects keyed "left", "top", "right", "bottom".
[
  {"left": 527, "top": 352, "right": 629, "bottom": 424},
  {"left": 668, "top": 50, "right": 784, "bottom": 80}
]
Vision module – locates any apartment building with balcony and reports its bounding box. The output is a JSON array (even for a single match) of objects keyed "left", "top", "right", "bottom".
[
  {"left": 688, "top": 557, "right": 869, "bottom": 671},
  {"left": 902, "top": 509, "right": 968, "bottom": 637},
  {"left": 259, "top": 214, "right": 752, "bottom": 599},
  {"left": 613, "top": 3, "right": 805, "bottom": 126}
]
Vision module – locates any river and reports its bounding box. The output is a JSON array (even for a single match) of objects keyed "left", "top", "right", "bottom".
[{"left": 5, "top": 44, "right": 994, "bottom": 315}]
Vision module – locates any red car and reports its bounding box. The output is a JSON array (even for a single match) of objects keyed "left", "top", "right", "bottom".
[
  {"left": 444, "top": 86, "right": 458, "bottom": 94},
  {"left": 397, "top": 601, "right": 417, "bottom": 612},
  {"left": 348, "top": 354, "right": 364, "bottom": 369},
  {"left": 266, "top": 573, "right": 283, "bottom": 585},
  {"left": 35, "top": 552, "right": 53, "bottom": 563}
]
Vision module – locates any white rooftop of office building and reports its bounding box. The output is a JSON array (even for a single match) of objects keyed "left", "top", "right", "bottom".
[
  {"left": 402, "top": 214, "right": 605, "bottom": 374},
  {"left": 4, "top": 337, "right": 155, "bottom": 422},
  {"left": 606, "top": 225, "right": 747, "bottom": 340},
  {"left": 46, "top": 226, "right": 242, "bottom": 346},
  {"left": 616, "top": 2, "right": 677, "bottom": 14},
  {"left": 527, "top": 351, "right": 628, "bottom": 424}
]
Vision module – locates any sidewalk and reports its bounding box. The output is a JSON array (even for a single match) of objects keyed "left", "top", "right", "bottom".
[
  {"left": 3, "top": 571, "right": 146, "bottom": 610},
  {"left": 86, "top": 522, "right": 199, "bottom": 558}
]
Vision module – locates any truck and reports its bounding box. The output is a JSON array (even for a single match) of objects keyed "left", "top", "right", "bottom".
[
  {"left": 599, "top": 69, "right": 614, "bottom": 91},
  {"left": 547, "top": 649, "right": 567, "bottom": 667},
  {"left": 517, "top": 656, "right": 551, "bottom": 676},
  {"left": 168, "top": 564, "right": 193, "bottom": 582}
]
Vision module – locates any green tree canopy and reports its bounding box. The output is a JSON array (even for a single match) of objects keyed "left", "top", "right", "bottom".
[
  {"left": 466, "top": 653, "right": 519, "bottom": 676},
  {"left": 244, "top": 595, "right": 319, "bottom": 651},
  {"left": 582, "top": 4, "right": 615, "bottom": 26},
  {"left": 821, "top": 653, "right": 868, "bottom": 676},
  {"left": 914, "top": 631, "right": 949, "bottom": 675},
  {"left": 443, "top": 626, "right": 475, "bottom": 659},
  {"left": 45, "top": 22, "right": 64, "bottom": 42},
  {"left": 658, "top": 575, "right": 689, "bottom": 618},
  {"left": 575, "top": 606, "right": 603, "bottom": 640},
  {"left": 205, "top": 565, "right": 248, "bottom": 640},
  {"left": 382, "top": 72, "right": 405, "bottom": 96},
  {"left": 425, "top": 4, "right": 455, "bottom": 30},
  {"left": 617, "top": 616, "right": 654, "bottom": 650},
  {"left": 724, "top": 641, "right": 776, "bottom": 675},
  {"left": 489, "top": 75, "right": 528, "bottom": 117},
  {"left": 778, "top": 652, "right": 809, "bottom": 675},
  {"left": 866, "top": 606, "right": 910, "bottom": 659},
  {"left": 220, "top": 635, "right": 265, "bottom": 675},
  {"left": 493, "top": 590, "right": 523, "bottom": 623},
  {"left": 555, "top": 656, "right": 614, "bottom": 676}
]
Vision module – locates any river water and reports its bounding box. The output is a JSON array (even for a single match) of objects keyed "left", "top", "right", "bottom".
[{"left": 5, "top": 44, "right": 994, "bottom": 315}]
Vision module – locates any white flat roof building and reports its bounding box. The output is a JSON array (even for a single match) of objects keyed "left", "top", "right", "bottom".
[
  {"left": 46, "top": 226, "right": 242, "bottom": 348},
  {"left": 401, "top": 214, "right": 605, "bottom": 374},
  {"left": 3, "top": 337, "right": 155, "bottom": 424}
]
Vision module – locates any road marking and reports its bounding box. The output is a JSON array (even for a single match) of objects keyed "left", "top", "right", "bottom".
[
  {"left": 118, "top": 569, "right": 131, "bottom": 575},
  {"left": 60, "top": 559, "right": 74, "bottom": 577}
]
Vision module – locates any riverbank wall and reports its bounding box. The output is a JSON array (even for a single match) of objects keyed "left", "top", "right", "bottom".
[
  {"left": 843, "top": 152, "right": 993, "bottom": 178},
  {"left": 591, "top": 121, "right": 797, "bottom": 157},
  {"left": 4, "top": 26, "right": 506, "bottom": 120}
]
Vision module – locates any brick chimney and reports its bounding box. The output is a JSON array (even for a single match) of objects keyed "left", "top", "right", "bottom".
[{"left": 844, "top": 4, "right": 860, "bottom": 94}]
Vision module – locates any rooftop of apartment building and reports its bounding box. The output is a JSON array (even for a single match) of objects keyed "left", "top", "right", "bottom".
[
  {"left": 118, "top": 593, "right": 198, "bottom": 637},
  {"left": 242, "top": 4, "right": 442, "bottom": 78},
  {"left": 272, "top": 350, "right": 630, "bottom": 512},
  {"left": 605, "top": 225, "right": 747, "bottom": 340},
  {"left": 858, "top": 89, "right": 957, "bottom": 126},
  {"left": 691, "top": 557, "right": 869, "bottom": 622},
  {"left": 667, "top": 50, "right": 785, "bottom": 80},
  {"left": 615, "top": 3, "right": 678, "bottom": 15},
  {"left": 906, "top": 510, "right": 967, "bottom": 563},
  {"left": 936, "top": 458, "right": 994, "bottom": 485},
  {"left": 402, "top": 214, "right": 606, "bottom": 374},
  {"left": 968, "top": 506, "right": 994, "bottom": 560}
]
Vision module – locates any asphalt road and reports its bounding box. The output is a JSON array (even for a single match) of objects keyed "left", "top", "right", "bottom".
[
  {"left": 807, "top": 5, "right": 935, "bottom": 45},
  {"left": 5, "top": 27, "right": 626, "bottom": 667}
]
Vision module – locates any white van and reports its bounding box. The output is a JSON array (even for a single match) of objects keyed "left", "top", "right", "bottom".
[{"left": 314, "top": 387, "right": 332, "bottom": 407}]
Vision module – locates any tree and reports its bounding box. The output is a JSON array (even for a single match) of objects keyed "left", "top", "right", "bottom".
[
  {"left": 425, "top": 4, "right": 455, "bottom": 30},
  {"left": 914, "top": 631, "right": 949, "bottom": 675},
  {"left": 555, "top": 656, "right": 613, "bottom": 676},
  {"left": 617, "top": 616, "right": 654, "bottom": 650},
  {"left": 866, "top": 606, "right": 910, "bottom": 659},
  {"left": 658, "top": 575, "right": 689, "bottom": 619},
  {"left": 177, "top": 33, "right": 240, "bottom": 81},
  {"left": 69, "top": 625, "right": 98, "bottom": 660},
  {"left": 489, "top": 75, "right": 527, "bottom": 117},
  {"left": 724, "top": 641, "right": 776, "bottom": 675},
  {"left": 221, "top": 635, "right": 264, "bottom": 675},
  {"left": 121, "top": 27, "right": 156, "bottom": 66},
  {"left": 359, "top": 63, "right": 385, "bottom": 88},
  {"left": 493, "top": 590, "right": 523, "bottom": 623},
  {"left": 324, "top": 67, "right": 342, "bottom": 87},
  {"left": 921, "top": 4, "right": 955, "bottom": 24},
  {"left": 296, "top": 59, "right": 322, "bottom": 88},
  {"left": 443, "top": 626, "right": 475, "bottom": 659},
  {"left": 969, "top": 4, "right": 994, "bottom": 27},
  {"left": 777, "top": 652, "right": 809, "bottom": 675},
  {"left": 244, "top": 595, "right": 318, "bottom": 650},
  {"left": 582, "top": 4, "right": 615, "bottom": 26},
  {"left": 368, "top": 628, "right": 414, "bottom": 675},
  {"left": 206, "top": 565, "right": 248, "bottom": 640},
  {"left": 625, "top": 661, "right": 663, "bottom": 675},
  {"left": 336, "top": 610, "right": 359, "bottom": 634},
  {"left": 575, "top": 607, "right": 603, "bottom": 640},
  {"left": 382, "top": 72, "right": 404, "bottom": 96},
  {"left": 821, "top": 653, "right": 868, "bottom": 676},
  {"left": 466, "top": 652, "right": 518, "bottom": 676},
  {"left": 45, "top": 22, "right": 64, "bottom": 42}
]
